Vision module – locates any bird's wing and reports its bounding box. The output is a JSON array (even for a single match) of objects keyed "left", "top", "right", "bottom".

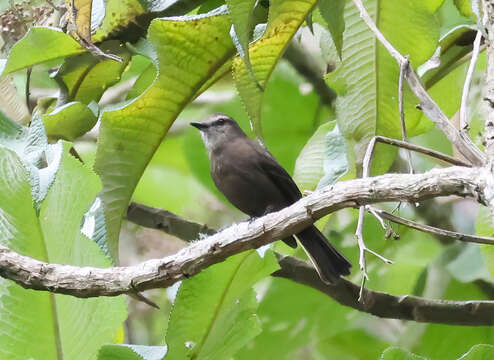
[{"left": 255, "top": 147, "right": 302, "bottom": 204}]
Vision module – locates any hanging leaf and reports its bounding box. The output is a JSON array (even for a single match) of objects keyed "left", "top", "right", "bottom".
[
  {"left": 93, "top": 7, "right": 236, "bottom": 259},
  {"left": 318, "top": 0, "right": 345, "bottom": 59},
  {"left": 233, "top": 0, "right": 318, "bottom": 137}
]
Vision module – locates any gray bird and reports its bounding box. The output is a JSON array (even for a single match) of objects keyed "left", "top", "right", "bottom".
[{"left": 190, "top": 113, "right": 351, "bottom": 283}]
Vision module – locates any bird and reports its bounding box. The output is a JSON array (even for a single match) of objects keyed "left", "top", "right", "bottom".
[{"left": 190, "top": 113, "right": 351, "bottom": 283}]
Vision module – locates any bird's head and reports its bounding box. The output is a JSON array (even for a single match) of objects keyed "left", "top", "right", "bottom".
[{"left": 190, "top": 113, "right": 246, "bottom": 152}]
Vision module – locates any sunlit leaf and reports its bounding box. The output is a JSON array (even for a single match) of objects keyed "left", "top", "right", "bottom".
[{"left": 1, "top": 27, "right": 84, "bottom": 75}]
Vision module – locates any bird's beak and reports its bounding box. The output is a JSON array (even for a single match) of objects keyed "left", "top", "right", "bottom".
[{"left": 190, "top": 122, "right": 209, "bottom": 131}]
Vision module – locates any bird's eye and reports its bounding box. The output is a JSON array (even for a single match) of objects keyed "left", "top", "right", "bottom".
[{"left": 217, "top": 118, "right": 226, "bottom": 125}]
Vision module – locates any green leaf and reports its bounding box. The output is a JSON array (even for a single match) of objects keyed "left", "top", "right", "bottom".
[
  {"left": 1, "top": 27, "right": 84, "bottom": 75},
  {"left": 55, "top": 40, "right": 132, "bottom": 104},
  {"left": 415, "top": 278, "right": 494, "bottom": 360},
  {"left": 476, "top": 206, "right": 494, "bottom": 277},
  {"left": 379, "top": 347, "right": 427, "bottom": 360},
  {"left": 453, "top": 0, "right": 475, "bottom": 18},
  {"left": 460, "top": 344, "right": 494, "bottom": 360},
  {"left": 98, "top": 345, "right": 167, "bottom": 360},
  {"left": 164, "top": 250, "right": 279, "bottom": 360},
  {"left": 0, "top": 142, "right": 127, "bottom": 360},
  {"left": 323, "top": 1, "right": 440, "bottom": 174},
  {"left": 0, "top": 114, "right": 61, "bottom": 209},
  {"left": 226, "top": 0, "right": 256, "bottom": 67},
  {"left": 233, "top": 0, "right": 317, "bottom": 137},
  {"left": 93, "top": 8, "right": 235, "bottom": 259},
  {"left": 293, "top": 121, "right": 349, "bottom": 191},
  {"left": 445, "top": 244, "right": 492, "bottom": 283},
  {"left": 317, "top": 329, "right": 388, "bottom": 359},
  {"left": 425, "top": 0, "right": 446, "bottom": 13},
  {"left": 236, "top": 276, "right": 352, "bottom": 360},
  {"left": 126, "top": 64, "right": 157, "bottom": 100},
  {"left": 42, "top": 101, "right": 98, "bottom": 140},
  {"left": 318, "top": 0, "right": 345, "bottom": 59}
]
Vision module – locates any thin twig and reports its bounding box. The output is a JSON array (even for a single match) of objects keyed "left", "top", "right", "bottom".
[
  {"left": 368, "top": 206, "right": 494, "bottom": 245},
  {"left": 460, "top": 30, "right": 483, "bottom": 131},
  {"left": 25, "top": 68, "right": 33, "bottom": 114},
  {"left": 356, "top": 136, "right": 394, "bottom": 301},
  {"left": 357, "top": 130, "right": 472, "bottom": 299},
  {"left": 365, "top": 136, "right": 471, "bottom": 167},
  {"left": 367, "top": 206, "right": 399, "bottom": 239},
  {"left": 351, "top": 0, "right": 486, "bottom": 167},
  {"left": 399, "top": 56, "right": 413, "bottom": 173}
]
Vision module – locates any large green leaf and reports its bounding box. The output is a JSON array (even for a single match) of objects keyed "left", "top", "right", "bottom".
[
  {"left": 93, "top": 8, "right": 236, "bottom": 259},
  {"left": 0, "top": 27, "right": 84, "bottom": 75},
  {"left": 0, "top": 141, "right": 127, "bottom": 360},
  {"left": 232, "top": 0, "right": 317, "bottom": 136},
  {"left": 164, "top": 250, "right": 279, "bottom": 360},
  {"left": 322, "top": 0, "right": 440, "bottom": 174}
]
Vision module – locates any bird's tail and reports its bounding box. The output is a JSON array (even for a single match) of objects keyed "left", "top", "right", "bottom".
[{"left": 296, "top": 225, "right": 351, "bottom": 284}]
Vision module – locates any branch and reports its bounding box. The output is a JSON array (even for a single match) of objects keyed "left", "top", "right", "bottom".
[
  {"left": 126, "top": 202, "right": 216, "bottom": 241},
  {"left": 352, "top": 0, "right": 486, "bottom": 167},
  {"left": 367, "top": 206, "right": 494, "bottom": 245},
  {"left": 0, "top": 166, "right": 484, "bottom": 298},
  {"left": 284, "top": 41, "right": 337, "bottom": 107},
  {"left": 481, "top": 1, "right": 494, "bottom": 220},
  {"left": 273, "top": 255, "right": 494, "bottom": 326}
]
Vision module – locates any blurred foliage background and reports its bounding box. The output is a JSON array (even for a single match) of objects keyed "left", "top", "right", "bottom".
[{"left": 1, "top": 0, "right": 494, "bottom": 359}]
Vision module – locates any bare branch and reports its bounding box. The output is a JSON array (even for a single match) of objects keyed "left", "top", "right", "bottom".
[
  {"left": 365, "top": 136, "right": 470, "bottom": 167},
  {"left": 126, "top": 202, "right": 216, "bottom": 241},
  {"left": 481, "top": 1, "right": 494, "bottom": 220},
  {"left": 367, "top": 206, "right": 494, "bottom": 245},
  {"left": 352, "top": 0, "right": 486, "bottom": 167},
  {"left": 273, "top": 255, "right": 494, "bottom": 326},
  {"left": 398, "top": 56, "right": 413, "bottom": 173},
  {"left": 0, "top": 166, "right": 484, "bottom": 298}
]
